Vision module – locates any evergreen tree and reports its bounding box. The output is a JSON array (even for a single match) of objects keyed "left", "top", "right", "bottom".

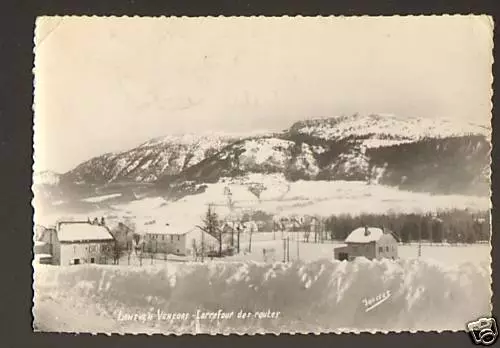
[{"left": 197, "top": 204, "right": 223, "bottom": 257}]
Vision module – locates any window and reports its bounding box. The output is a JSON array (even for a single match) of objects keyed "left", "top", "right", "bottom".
[
  {"left": 162, "top": 235, "right": 164, "bottom": 241},
  {"left": 338, "top": 252, "right": 349, "bottom": 261},
  {"left": 170, "top": 235, "right": 173, "bottom": 242},
  {"left": 73, "top": 259, "right": 80, "bottom": 265},
  {"left": 176, "top": 249, "right": 180, "bottom": 253},
  {"left": 386, "top": 246, "right": 389, "bottom": 252},
  {"left": 378, "top": 247, "right": 383, "bottom": 253},
  {"left": 90, "top": 258, "right": 95, "bottom": 263},
  {"left": 177, "top": 236, "right": 180, "bottom": 241}
]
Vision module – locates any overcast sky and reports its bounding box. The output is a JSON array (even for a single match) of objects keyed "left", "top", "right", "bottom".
[{"left": 33, "top": 16, "right": 493, "bottom": 173}]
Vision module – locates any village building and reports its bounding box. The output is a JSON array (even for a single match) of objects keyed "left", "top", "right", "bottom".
[
  {"left": 334, "top": 226, "right": 399, "bottom": 261},
  {"left": 142, "top": 221, "right": 219, "bottom": 256},
  {"left": 34, "top": 240, "right": 53, "bottom": 264},
  {"left": 108, "top": 221, "right": 135, "bottom": 250},
  {"left": 36, "top": 219, "right": 116, "bottom": 265}
]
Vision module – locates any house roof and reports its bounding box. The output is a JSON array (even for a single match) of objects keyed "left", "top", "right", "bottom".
[
  {"left": 141, "top": 220, "right": 197, "bottom": 235},
  {"left": 57, "top": 222, "right": 114, "bottom": 242},
  {"left": 345, "top": 227, "right": 385, "bottom": 244}
]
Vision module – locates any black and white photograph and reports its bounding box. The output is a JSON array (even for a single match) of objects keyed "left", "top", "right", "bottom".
[{"left": 32, "top": 15, "right": 493, "bottom": 334}]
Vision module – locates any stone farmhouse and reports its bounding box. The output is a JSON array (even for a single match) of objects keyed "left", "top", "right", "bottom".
[{"left": 35, "top": 219, "right": 116, "bottom": 265}]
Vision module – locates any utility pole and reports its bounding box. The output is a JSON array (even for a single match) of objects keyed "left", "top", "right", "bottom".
[
  {"left": 237, "top": 225, "right": 241, "bottom": 254},
  {"left": 296, "top": 238, "right": 299, "bottom": 261},
  {"left": 201, "top": 227, "right": 205, "bottom": 263},
  {"left": 418, "top": 218, "right": 422, "bottom": 258},
  {"left": 287, "top": 236, "right": 290, "bottom": 262},
  {"left": 283, "top": 238, "right": 286, "bottom": 263},
  {"left": 248, "top": 223, "right": 253, "bottom": 253},
  {"left": 231, "top": 222, "right": 234, "bottom": 249}
]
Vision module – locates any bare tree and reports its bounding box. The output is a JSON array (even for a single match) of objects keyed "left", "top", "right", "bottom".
[{"left": 103, "top": 241, "right": 124, "bottom": 265}]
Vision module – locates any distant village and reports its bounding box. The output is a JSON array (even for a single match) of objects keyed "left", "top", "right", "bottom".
[
  {"left": 34, "top": 209, "right": 400, "bottom": 267},
  {"left": 34, "top": 203, "right": 490, "bottom": 267}
]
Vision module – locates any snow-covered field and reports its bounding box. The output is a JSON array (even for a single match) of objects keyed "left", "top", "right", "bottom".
[
  {"left": 33, "top": 256, "right": 491, "bottom": 333},
  {"left": 228, "top": 232, "right": 491, "bottom": 266},
  {"left": 34, "top": 173, "right": 490, "bottom": 230},
  {"left": 106, "top": 174, "right": 490, "bottom": 227}
]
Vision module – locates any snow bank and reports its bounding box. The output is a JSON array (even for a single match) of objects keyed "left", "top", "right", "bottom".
[{"left": 33, "top": 258, "right": 491, "bottom": 334}]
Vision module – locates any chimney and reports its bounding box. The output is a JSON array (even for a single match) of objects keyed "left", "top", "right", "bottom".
[
  {"left": 364, "top": 226, "right": 370, "bottom": 236},
  {"left": 100, "top": 217, "right": 105, "bottom": 226}
]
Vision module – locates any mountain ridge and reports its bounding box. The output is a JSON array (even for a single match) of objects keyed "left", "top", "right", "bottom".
[{"left": 34, "top": 114, "right": 491, "bottom": 204}]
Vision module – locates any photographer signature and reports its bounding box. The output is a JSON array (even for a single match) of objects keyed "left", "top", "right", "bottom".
[{"left": 361, "top": 290, "right": 391, "bottom": 312}]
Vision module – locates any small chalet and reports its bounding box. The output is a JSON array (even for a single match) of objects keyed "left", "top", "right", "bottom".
[
  {"left": 36, "top": 219, "right": 116, "bottom": 265},
  {"left": 334, "top": 226, "right": 399, "bottom": 261}
]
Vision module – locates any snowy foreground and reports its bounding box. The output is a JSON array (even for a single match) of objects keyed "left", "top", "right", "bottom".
[{"left": 33, "top": 257, "right": 491, "bottom": 334}]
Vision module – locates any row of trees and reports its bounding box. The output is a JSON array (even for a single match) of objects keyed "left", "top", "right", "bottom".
[
  {"left": 323, "top": 210, "right": 490, "bottom": 243},
  {"left": 267, "top": 209, "right": 490, "bottom": 244}
]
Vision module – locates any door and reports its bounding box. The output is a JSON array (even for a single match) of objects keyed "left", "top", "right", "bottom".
[{"left": 338, "top": 252, "right": 349, "bottom": 261}]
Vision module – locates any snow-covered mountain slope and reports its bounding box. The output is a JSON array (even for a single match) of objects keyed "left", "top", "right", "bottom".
[
  {"left": 163, "top": 131, "right": 490, "bottom": 196},
  {"left": 162, "top": 136, "right": 325, "bottom": 187},
  {"left": 288, "top": 113, "right": 489, "bottom": 147},
  {"left": 63, "top": 133, "right": 247, "bottom": 185}
]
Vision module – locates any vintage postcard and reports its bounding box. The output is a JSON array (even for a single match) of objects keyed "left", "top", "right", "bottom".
[{"left": 32, "top": 15, "right": 493, "bottom": 335}]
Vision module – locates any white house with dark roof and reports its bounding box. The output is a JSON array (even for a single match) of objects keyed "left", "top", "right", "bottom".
[
  {"left": 334, "top": 226, "right": 398, "bottom": 261},
  {"left": 36, "top": 220, "right": 116, "bottom": 265}
]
